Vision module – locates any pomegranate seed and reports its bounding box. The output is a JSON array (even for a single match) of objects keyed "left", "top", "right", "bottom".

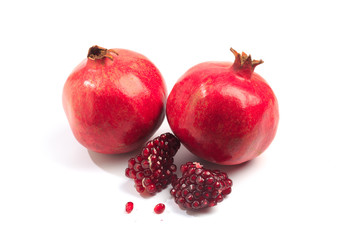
[
  {"left": 125, "top": 202, "right": 134, "bottom": 213},
  {"left": 154, "top": 203, "right": 165, "bottom": 214}
]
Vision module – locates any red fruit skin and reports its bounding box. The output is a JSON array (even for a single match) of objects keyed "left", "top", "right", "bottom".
[
  {"left": 166, "top": 58, "right": 279, "bottom": 165},
  {"left": 63, "top": 48, "right": 166, "bottom": 154}
]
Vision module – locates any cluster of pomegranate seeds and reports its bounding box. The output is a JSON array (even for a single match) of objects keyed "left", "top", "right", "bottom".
[
  {"left": 154, "top": 203, "right": 165, "bottom": 214},
  {"left": 125, "top": 133, "right": 180, "bottom": 194},
  {"left": 170, "top": 162, "right": 232, "bottom": 210},
  {"left": 125, "top": 133, "right": 234, "bottom": 212},
  {"left": 125, "top": 202, "right": 134, "bottom": 213}
]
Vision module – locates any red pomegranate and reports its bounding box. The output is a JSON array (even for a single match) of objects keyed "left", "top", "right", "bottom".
[
  {"left": 63, "top": 45, "right": 166, "bottom": 154},
  {"left": 166, "top": 48, "right": 279, "bottom": 165}
]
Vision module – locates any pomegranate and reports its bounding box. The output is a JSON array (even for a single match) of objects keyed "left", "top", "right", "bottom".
[
  {"left": 63, "top": 45, "right": 167, "bottom": 154},
  {"left": 166, "top": 48, "right": 279, "bottom": 165}
]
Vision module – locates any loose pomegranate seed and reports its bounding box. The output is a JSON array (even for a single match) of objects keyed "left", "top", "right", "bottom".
[
  {"left": 154, "top": 203, "right": 165, "bottom": 214},
  {"left": 125, "top": 133, "right": 180, "bottom": 194},
  {"left": 125, "top": 202, "right": 134, "bottom": 213}
]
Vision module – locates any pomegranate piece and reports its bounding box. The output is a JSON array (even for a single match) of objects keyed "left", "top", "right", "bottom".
[
  {"left": 63, "top": 45, "right": 167, "bottom": 154},
  {"left": 154, "top": 203, "right": 165, "bottom": 214},
  {"left": 166, "top": 48, "right": 279, "bottom": 165},
  {"left": 125, "top": 202, "right": 134, "bottom": 213},
  {"left": 171, "top": 162, "right": 232, "bottom": 210},
  {"left": 125, "top": 133, "right": 180, "bottom": 194}
]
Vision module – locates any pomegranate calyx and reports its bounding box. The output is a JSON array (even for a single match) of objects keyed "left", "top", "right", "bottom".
[
  {"left": 87, "top": 45, "right": 118, "bottom": 61},
  {"left": 230, "top": 48, "right": 263, "bottom": 78}
]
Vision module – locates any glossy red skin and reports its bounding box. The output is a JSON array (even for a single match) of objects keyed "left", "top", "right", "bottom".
[
  {"left": 63, "top": 49, "right": 166, "bottom": 154},
  {"left": 166, "top": 61, "right": 279, "bottom": 165}
]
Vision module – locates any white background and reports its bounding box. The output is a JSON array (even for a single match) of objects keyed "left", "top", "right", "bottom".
[{"left": 1, "top": 0, "right": 359, "bottom": 239}]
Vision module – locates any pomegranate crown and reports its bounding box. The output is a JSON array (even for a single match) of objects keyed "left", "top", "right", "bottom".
[
  {"left": 230, "top": 48, "right": 263, "bottom": 78},
  {"left": 87, "top": 45, "right": 118, "bottom": 61}
]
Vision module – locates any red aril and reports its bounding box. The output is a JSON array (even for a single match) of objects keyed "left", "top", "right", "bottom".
[
  {"left": 154, "top": 203, "right": 165, "bottom": 214},
  {"left": 166, "top": 48, "right": 279, "bottom": 165},
  {"left": 63, "top": 45, "right": 166, "bottom": 154},
  {"left": 125, "top": 202, "right": 134, "bottom": 213}
]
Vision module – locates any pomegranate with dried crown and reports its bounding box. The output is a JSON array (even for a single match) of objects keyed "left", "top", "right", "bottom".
[
  {"left": 166, "top": 48, "right": 279, "bottom": 165},
  {"left": 63, "top": 45, "right": 166, "bottom": 154}
]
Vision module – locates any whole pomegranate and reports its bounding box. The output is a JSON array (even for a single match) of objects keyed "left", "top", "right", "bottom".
[
  {"left": 166, "top": 48, "right": 279, "bottom": 165},
  {"left": 63, "top": 45, "right": 166, "bottom": 154}
]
